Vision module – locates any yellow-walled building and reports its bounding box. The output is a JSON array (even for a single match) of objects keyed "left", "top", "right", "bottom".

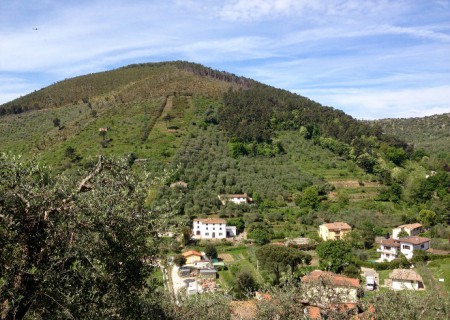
[{"left": 319, "top": 222, "right": 352, "bottom": 241}]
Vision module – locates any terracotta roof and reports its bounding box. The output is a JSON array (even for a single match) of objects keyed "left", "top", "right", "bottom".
[
  {"left": 389, "top": 269, "right": 423, "bottom": 282},
  {"left": 302, "top": 270, "right": 360, "bottom": 288},
  {"left": 399, "top": 236, "right": 430, "bottom": 245},
  {"left": 396, "top": 223, "right": 422, "bottom": 230},
  {"left": 380, "top": 238, "right": 400, "bottom": 247},
  {"left": 182, "top": 250, "right": 202, "bottom": 257},
  {"left": 322, "top": 222, "right": 352, "bottom": 231},
  {"left": 193, "top": 218, "right": 226, "bottom": 224}
]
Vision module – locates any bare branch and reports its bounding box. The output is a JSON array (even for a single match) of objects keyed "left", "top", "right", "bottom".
[{"left": 77, "top": 155, "right": 104, "bottom": 193}]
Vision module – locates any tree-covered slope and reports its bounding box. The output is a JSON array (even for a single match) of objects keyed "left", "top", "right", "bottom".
[
  {"left": 371, "top": 113, "right": 450, "bottom": 157},
  {"left": 0, "top": 61, "right": 448, "bottom": 229}
]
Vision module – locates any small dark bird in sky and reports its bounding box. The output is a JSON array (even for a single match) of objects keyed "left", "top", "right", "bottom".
[{"left": 33, "top": 27, "right": 39, "bottom": 30}]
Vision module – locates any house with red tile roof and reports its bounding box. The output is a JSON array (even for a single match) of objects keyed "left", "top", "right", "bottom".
[
  {"left": 319, "top": 222, "right": 352, "bottom": 241},
  {"left": 377, "top": 236, "right": 430, "bottom": 262},
  {"left": 392, "top": 223, "right": 423, "bottom": 239},
  {"left": 182, "top": 250, "right": 203, "bottom": 264},
  {"left": 389, "top": 269, "right": 424, "bottom": 290}
]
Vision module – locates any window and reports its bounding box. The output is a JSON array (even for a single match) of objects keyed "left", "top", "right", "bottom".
[
  {"left": 205, "top": 233, "right": 209, "bottom": 236},
  {"left": 402, "top": 245, "right": 411, "bottom": 250},
  {"left": 219, "top": 233, "right": 223, "bottom": 236},
  {"left": 421, "top": 244, "right": 425, "bottom": 248}
]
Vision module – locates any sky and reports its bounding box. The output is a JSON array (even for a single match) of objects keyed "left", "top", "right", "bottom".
[{"left": 1, "top": 0, "right": 449, "bottom": 119}]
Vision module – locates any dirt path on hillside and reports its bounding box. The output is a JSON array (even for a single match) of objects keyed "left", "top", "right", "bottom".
[{"left": 161, "top": 95, "right": 174, "bottom": 116}]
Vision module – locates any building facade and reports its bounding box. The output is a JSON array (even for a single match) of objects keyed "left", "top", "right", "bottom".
[
  {"left": 392, "top": 223, "right": 423, "bottom": 240},
  {"left": 389, "top": 269, "right": 424, "bottom": 290},
  {"left": 217, "top": 194, "right": 251, "bottom": 205},
  {"left": 192, "top": 218, "right": 237, "bottom": 239},
  {"left": 319, "top": 222, "right": 352, "bottom": 241},
  {"left": 377, "top": 236, "right": 430, "bottom": 262}
]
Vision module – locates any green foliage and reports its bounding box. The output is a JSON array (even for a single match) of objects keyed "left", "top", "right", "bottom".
[
  {"left": 248, "top": 228, "right": 270, "bottom": 245},
  {"left": 373, "top": 113, "right": 450, "bottom": 157},
  {"left": 356, "top": 152, "right": 377, "bottom": 173},
  {"left": 204, "top": 244, "right": 218, "bottom": 259},
  {"left": 173, "top": 254, "right": 187, "bottom": 267},
  {"left": 418, "top": 209, "right": 438, "bottom": 227},
  {"left": 227, "top": 217, "right": 245, "bottom": 233},
  {"left": 0, "top": 154, "right": 167, "bottom": 319},
  {"left": 234, "top": 269, "right": 259, "bottom": 298},
  {"left": 255, "top": 244, "right": 311, "bottom": 285},
  {"left": 220, "top": 87, "right": 273, "bottom": 143},
  {"left": 316, "top": 240, "right": 354, "bottom": 273},
  {"left": 397, "top": 229, "right": 409, "bottom": 239},
  {"left": 166, "top": 293, "right": 232, "bottom": 320},
  {"left": 411, "top": 250, "right": 429, "bottom": 263},
  {"left": 383, "top": 145, "right": 407, "bottom": 166},
  {"left": 300, "top": 185, "right": 319, "bottom": 209}
]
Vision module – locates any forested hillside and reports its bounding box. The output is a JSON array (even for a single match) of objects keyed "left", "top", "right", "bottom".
[{"left": 371, "top": 113, "right": 450, "bottom": 157}]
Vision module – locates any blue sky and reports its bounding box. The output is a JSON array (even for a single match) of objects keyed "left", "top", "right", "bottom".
[{"left": 1, "top": 0, "right": 449, "bottom": 119}]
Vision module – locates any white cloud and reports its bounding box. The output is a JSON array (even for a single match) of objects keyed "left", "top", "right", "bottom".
[
  {"left": 0, "top": 0, "right": 449, "bottom": 119},
  {"left": 299, "top": 86, "right": 450, "bottom": 119}
]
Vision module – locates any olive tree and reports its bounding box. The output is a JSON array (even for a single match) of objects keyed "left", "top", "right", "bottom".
[{"left": 0, "top": 154, "right": 168, "bottom": 319}]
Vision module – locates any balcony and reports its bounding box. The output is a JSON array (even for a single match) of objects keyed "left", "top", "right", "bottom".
[{"left": 377, "top": 247, "right": 398, "bottom": 254}]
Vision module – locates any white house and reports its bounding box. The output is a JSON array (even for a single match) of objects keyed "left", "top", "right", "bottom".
[
  {"left": 377, "top": 236, "right": 430, "bottom": 262},
  {"left": 392, "top": 223, "right": 423, "bottom": 240},
  {"left": 377, "top": 238, "right": 401, "bottom": 262},
  {"left": 217, "top": 194, "right": 252, "bottom": 205},
  {"left": 192, "top": 218, "right": 237, "bottom": 239},
  {"left": 389, "top": 269, "right": 424, "bottom": 290},
  {"left": 399, "top": 236, "right": 430, "bottom": 260}
]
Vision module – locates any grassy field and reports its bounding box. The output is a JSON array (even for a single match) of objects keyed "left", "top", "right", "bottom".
[{"left": 427, "top": 258, "right": 450, "bottom": 293}]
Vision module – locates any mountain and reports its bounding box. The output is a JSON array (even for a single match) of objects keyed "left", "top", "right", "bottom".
[
  {"left": 0, "top": 61, "right": 448, "bottom": 229},
  {"left": 371, "top": 113, "right": 450, "bottom": 157},
  {"left": 0, "top": 62, "right": 251, "bottom": 165}
]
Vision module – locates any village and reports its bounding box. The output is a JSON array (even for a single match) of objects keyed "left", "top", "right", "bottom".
[{"left": 159, "top": 193, "right": 449, "bottom": 319}]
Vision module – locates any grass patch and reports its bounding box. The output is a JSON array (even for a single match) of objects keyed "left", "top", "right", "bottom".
[{"left": 427, "top": 258, "right": 450, "bottom": 293}]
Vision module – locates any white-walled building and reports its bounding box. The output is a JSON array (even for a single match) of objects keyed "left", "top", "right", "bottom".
[
  {"left": 217, "top": 194, "right": 252, "bottom": 205},
  {"left": 399, "top": 236, "right": 430, "bottom": 259},
  {"left": 392, "top": 223, "right": 423, "bottom": 240},
  {"left": 378, "top": 236, "right": 430, "bottom": 262},
  {"left": 192, "top": 218, "right": 237, "bottom": 239},
  {"left": 389, "top": 269, "right": 424, "bottom": 290}
]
